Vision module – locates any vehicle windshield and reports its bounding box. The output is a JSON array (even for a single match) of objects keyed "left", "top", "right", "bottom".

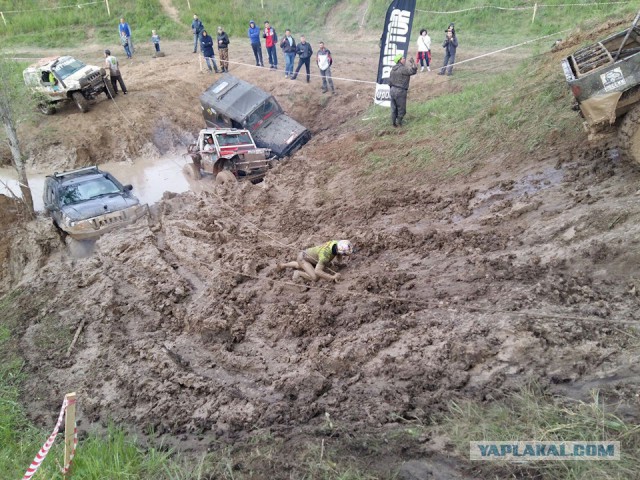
[
  {"left": 244, "top": 98, "right": 281, "bottom": 130},
  {"left": 60, "top": 176, "right": 121, "bottom": 206},
  {"left": 52, "top": 58, "right": 86, "bottom": 80},
  {"left": 216, "top": 132, "right": 254, "bottom": 147}
]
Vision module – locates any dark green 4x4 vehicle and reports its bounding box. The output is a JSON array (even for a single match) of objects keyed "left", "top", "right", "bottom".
[{"left": 561, "top": 12, "right": 640, "bottom": 163}]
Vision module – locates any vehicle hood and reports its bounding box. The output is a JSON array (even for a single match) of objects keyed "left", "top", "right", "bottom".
[
  {"left": 251, "top": 113, "right": 309, "bottom": 157},
  {"left": 65, "top": 65, "right": 102, "bottom": 86},
  {"left": 61, "top": 194, "right": 139, "bottom": 221}
]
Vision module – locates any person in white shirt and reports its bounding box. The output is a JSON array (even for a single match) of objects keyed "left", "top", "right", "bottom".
[{"left": 416, "top": 28, "right": 431, "bottom": 72}]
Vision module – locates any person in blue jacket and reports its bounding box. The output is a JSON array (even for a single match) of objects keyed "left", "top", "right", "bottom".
[
  {"left": 192, "top": 14, "right": 204, "bottom": 53},
  {"left": 118, "top": 17, "right": 133, "bottom": 55},
  {"left": 200, "top": 30, "right": 220, "bottom": 73},
  {"left": 248, "top": 20, "right": 264, "bottom": 67}
]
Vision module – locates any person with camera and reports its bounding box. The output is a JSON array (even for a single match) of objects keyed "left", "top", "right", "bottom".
[
  {"left": 438, "top": 23, "right": 458, "bottom": 76},
  {"left": 389, "top": 54, "right": 417, "bottom": 127}
]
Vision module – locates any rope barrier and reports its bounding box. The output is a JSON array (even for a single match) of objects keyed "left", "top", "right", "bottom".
[
  {"left": 416, "top": 1, "right": 630, "bottom": 14},
  {"left": 2, "top": 1, "right": 101, "bottom": 15}
]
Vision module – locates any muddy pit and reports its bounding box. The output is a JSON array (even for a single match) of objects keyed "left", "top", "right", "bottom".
[{"left": 2, "top": 37, "right": 640, "bottom": 477}]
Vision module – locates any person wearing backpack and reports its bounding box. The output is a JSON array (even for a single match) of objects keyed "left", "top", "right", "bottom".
[{"left": 316, "top": 41, "right": 334, "bottom": 93}]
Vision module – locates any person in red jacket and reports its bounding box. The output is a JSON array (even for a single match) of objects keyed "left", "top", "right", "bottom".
[{"left": 263, "top": 21, "right": 278, "bottom": 69}]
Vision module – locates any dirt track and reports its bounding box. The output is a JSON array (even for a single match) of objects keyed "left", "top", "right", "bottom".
[{"left": 2, "top": 33, "right": 640, "bottom": 477}]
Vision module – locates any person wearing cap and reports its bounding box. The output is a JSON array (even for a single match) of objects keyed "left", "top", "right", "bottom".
[
  {"left": 263, "top": 21, "right": 278, "bottom": 69},
  {"left": 248, "top": 20, "right": 264, "bottom": 67},
  {"left": 438, "top": 23, "right": 458, "bottom": 76},
  {"left": 277, "top": 240, "right": 354, "bottom": 283},
  {"left": 217, "top": 26, "right": 230, "bottom": 72},
  {"left": 104, "top": 49, "right": 127, "bottom": 95},
  {"left": 192, "top": 14, "right": 204, "bottom": 53},
  {"left": 389, "top": 54, "right": 417, "bottom": 127}
]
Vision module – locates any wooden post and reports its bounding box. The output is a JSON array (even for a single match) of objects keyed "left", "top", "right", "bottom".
[
  {"left": 261, "top": 0, "right": 264, "bottom": 8},
  {"left": 105, "top": 0, "right": 110, "bottom": 17},
  {"left": 532, "top": 3, "right": 538, "bottom": 24},
  {"left": 64, "top": 392, "right": 77, "bottom": 479},
  {"left": 187, "top": 0, "right": 191, "bottom": 10},
  {"left": 0, "top": 12, "right": 6, "bottom": 27}
]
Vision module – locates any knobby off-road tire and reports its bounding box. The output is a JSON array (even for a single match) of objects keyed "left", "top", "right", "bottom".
[
  {"left": 619, "top": 104, "right": 640, "bottom": 166},
  {"left": 183, "top": 163, "right": 202, "bottom": 180},
  {"left": 216, "top": 170, "right": 237, "bottom": 185},
  {"left": 72, "top": 91, "right": 89, "bottom": 113},
  {"left": 104, "top": 78, "right": 116, "bottom": 99},
  {"left": 38, "top": 103, "right": 56, "bottom": 115}
]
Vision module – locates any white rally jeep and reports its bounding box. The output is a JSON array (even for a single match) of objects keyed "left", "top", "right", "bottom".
[{"left": 23, "top": 56, "right": 115, "bottom": 114}]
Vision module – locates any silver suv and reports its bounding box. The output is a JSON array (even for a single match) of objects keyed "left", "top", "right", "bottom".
[
  {"left": 23, "top": 56, "right": 114, "bottom": 114},
  {"left": 43, "top": 166, "right": 148, "bottom": 240}
]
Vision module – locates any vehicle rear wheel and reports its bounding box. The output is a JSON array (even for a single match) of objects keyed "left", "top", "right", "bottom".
[
  {"left": 38, "top": 102, "right": 56, "bottom": 115},
  {"left": 72, "top": 91, "right": 89, "bottom": 113},
  {"left": 216, "top": 170, "right": 237, "bottom": 185},
  {"left": 183, "top": 163, "right": 202, "bottom": 180},
  {"left": 104, "top": 78, "right": 116, "bottom": 99},
  {"left": 619, "top": 104, "right": 640, "bottom": 165}
]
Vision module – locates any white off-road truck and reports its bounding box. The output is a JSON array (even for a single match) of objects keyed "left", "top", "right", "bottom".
[{"left": 23, "top": 56, "right": 115, "bottom": 114}]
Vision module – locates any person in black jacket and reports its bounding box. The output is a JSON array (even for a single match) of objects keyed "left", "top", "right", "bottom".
[
  {"left": 280, "top": 29, "right": 296, "bottom": 78},
  {"left": 438, "top": 23, "right": 458, "bottom": 76},
  {"left": 217, "top": 26, "right": 230, "bottom": 72},
  {"left": 200, "top": 30, "right": 220, "bottom": 73},
  {"left": 291, "top": 35, "right": 313, "bottom": 82}
]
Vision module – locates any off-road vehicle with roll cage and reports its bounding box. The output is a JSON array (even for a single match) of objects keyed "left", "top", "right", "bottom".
[
  {"left": 23, "top": 55, "right": 115, "bottom": 115},
  {"left": 200, "top": 74, "right": 311, "bottom": 159},
  {"left": 561, "top": 12, "right": 640, "bottom": 163},
  {"left": 185, "top": 127, "right": 275, "bottom": 184}
]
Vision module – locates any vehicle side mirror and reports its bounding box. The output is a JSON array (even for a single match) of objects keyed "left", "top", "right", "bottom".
[{"left": 124, "top": 184, "right": 133, "bottom": 191}]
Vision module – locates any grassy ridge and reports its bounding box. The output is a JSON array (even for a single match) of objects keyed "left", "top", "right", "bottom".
[{"left": 0, "top": 0, "right": 636, "bottom": 49}]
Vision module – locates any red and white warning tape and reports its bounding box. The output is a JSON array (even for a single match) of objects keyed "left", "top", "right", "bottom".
[{"left": 22, "top": 396, "right": 78, "bottom": 479}]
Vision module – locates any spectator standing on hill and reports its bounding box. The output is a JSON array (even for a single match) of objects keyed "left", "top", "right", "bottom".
[
  {"left": 280, "top": 29, "right": 296, "bottom": 78},
  {"left": 120, "top": 31, "right": 132, "bottom": 59},
  {"left": 389, "top": 54, "right": 417, "bottom": 127},
  {"left": 316, "top": 41, "right": 334, "bottom": 93},
  {"left": 104, "top": 49, "right": 127, "bottom": 95},
  {"left": 438, "top": 23, "right": 458, "bottom": 76},
  {"left": 192, "top": 14, "right": 204, "bottom": 53},
  {"left": 217, "top": 26, "right": 230, "bottom": 72},
  {"left": 263, "top": 21, "right": 278, "bottom": 69},
  {"left": 416, "top": 28, "right": 431, "bottom": 72},
  {"left": 201, "top": 30, "right": 220, "bottom": 73},
  {"left": 151, "top": 30, "right": 161, "bottom": 53},
  {"left": 119, "top": 18, "right": 133, "bottom": 55},
  {"left": 291, "top": 35, "right": 312, "bottom": 82},
  {"left": 248, "top": 20, "right": 264, "bottom": 67}
]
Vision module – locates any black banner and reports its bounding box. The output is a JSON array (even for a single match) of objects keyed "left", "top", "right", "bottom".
[{"left": 375, "top": 0, "right": 417, "bottom": 106}]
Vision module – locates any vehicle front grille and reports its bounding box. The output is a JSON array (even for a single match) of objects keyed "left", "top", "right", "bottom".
[
  {"left": 92, "top": 212, "right": 126, "bottom": 228},
  {"left": 85, "top": 71, "right": 102, "bottom": 85}
]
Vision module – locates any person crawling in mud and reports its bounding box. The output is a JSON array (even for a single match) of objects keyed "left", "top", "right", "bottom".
[{"left": 277, "top": 240, "right": 353, "bottom": 282}]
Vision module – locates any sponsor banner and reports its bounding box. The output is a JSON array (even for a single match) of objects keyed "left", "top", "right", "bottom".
[
  {"left": 375, "top": 0, "right": 417, "bottom": 107},
  {"left": 470, "top": 441, "right": 621, "bottom": 461}
]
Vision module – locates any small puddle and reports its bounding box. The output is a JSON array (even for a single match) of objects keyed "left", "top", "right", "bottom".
[
  {"left": 0, "top": 152, "right": 207, "bottom": 211},
  {"left": 453, "top": 166, "right": 565, "bottom": 223}
]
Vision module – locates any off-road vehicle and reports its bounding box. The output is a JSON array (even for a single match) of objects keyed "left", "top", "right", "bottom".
[
  {"left": 561, "top": 12, "right": 640, "bottom": 163},
  {"left": 200, "top": 74, "right": 311, "bottom": 158},
  {"left": 23, "top": 56, "right": 115, "bottom": 115},
  {"left": 43, "top": 166, "right": 148, "bottom": 240},
  {"left": 185, "top": 127, "right": 275, "bottom": 184}
]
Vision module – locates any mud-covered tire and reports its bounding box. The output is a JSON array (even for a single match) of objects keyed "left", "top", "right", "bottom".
[
  {"left": 183, "top": 163, "right": 202, "bottom": 180},
  {"left": 72, "top": 92, "right": 89, "bottom": 113},
  {"left": 104, "top": 78, "right": 116, "bottom": 99},
  {"left": 619, "top": 104, "right": 640, "bottom": 165},
  {"left": 216, "top": 170, "right": 237, "bottom": 185},
  {"left": 38, "top": 103, "right": 56, "bottom": 115}
]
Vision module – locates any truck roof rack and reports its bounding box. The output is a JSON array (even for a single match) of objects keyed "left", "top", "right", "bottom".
[{"left": 53, "top": 166, "right": 100, "bottom": 178}]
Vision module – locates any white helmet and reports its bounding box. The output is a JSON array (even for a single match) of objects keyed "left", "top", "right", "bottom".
[{"left": 336, "top": 240, "right": 353, "bottom": 255}]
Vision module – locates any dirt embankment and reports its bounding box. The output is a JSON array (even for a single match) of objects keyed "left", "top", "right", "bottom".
[{"left": 2, "top": 32, "right": 640, "bottom": 478}]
